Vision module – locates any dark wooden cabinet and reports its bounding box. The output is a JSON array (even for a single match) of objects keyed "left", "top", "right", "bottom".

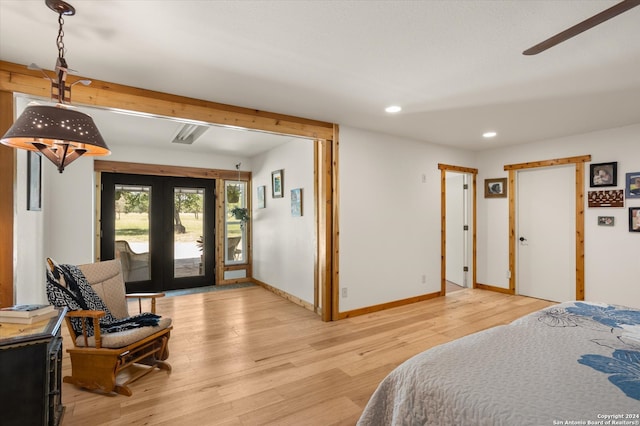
[{"left": 0, "top": 308, "right": 66, "bottom": 426}]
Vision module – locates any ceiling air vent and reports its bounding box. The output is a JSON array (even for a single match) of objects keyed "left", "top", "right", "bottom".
[{"left": 171, "top": 123, "right": 209, "bottom": 144}]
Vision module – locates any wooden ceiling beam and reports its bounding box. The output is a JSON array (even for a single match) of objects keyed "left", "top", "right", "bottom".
[{"left": 0, "top": 60, "right": 335, "bottom": 141}]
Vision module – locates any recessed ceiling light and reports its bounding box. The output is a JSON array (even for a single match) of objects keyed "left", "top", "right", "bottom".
[
  {"left": 483, "top": 131, "right": 497, "bottom": 138},
  {"left": 385, "top": 105, "right": 402, "bottom": 113}
]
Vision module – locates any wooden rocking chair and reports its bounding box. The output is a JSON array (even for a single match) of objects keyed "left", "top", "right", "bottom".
[{"left": 46, "top": 258, "right": 172, "bottom": 396}]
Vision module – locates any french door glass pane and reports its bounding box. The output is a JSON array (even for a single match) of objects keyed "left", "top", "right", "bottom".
[
  {"left": 174, "top": 187, "right": 205, "bottom": 278},
  {"left": 114, "top": 185, "right": 151, "bottom": 282},
  {"left": 225, "top": 181, "right": 246, "bottom": 264}
]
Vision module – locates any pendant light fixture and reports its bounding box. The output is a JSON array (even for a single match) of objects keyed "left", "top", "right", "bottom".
[{"left": 0, "top": 0, "right": 110, "bottom": 173}]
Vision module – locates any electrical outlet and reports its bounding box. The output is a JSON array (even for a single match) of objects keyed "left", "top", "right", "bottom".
[
  {"left": 342, "top": 287, "right": 348, "bottom": 298},
  {"left": 421, "top": 275, "right": 426, "bottom": 284}
]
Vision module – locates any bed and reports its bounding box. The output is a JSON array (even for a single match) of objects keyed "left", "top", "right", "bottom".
[{"left": 358, "top": 301, "right": 640, "bottom": 425}]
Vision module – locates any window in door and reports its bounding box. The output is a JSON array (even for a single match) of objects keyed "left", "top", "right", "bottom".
[
  {"left": 225, "top": 180, "right": 247, "bottom": 264},
  {"left": 173, "top": 186, "right": 205, "bottom": 278},
  {"left": 114, "top": 184, "right": 151, "bottom": 282}
]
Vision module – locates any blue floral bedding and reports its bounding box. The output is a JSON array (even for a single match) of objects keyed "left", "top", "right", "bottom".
[
  {"left": 358, "top": 302, "right": 640, "bottom": 426},
  {"left": 542, "top": 302, "right": 640, "bottom": 401}
]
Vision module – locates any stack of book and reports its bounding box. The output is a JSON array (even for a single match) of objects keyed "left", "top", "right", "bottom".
[{"left": 0, "top": 304, "right": 57, "bottom": 324}]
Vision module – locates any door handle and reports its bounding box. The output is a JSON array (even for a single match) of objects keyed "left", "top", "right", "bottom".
[{"left": 519, "top": 236, "right": 527, "bottom": 242}]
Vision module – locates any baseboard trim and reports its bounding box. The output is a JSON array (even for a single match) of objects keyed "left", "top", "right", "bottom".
[
  {"left": 476, "top": 282, "right": 514, "bottom": 295},
  {"left": 337, "top": 291, "right": 441, "bottom": 320},
  {"left": 252, "top": 279, "right": 315, "bottom": 312}
]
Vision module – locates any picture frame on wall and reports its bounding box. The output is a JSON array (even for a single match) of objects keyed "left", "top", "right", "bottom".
[
  {"left": 271, "top": 169, "right": 284, "bottom": 198},
  {"left": 630, "top": 207, "right": 640, "bottom": 232},
  {"left": 625, "top": 172, "right": 640, "bottom": 199},
  {"left": 27, "top": 151, "right": 42, "bottom": 211},
  {"left": 484, "top": 178, "right": 507, "bottom": 198},
  {"left": 588, "top": 190, "right": 624, "bottom": 208},
  {"left": 597, "top": 216, "right": 614, "bottom": 226},
  {"left": 291, "top": 188, "right": 302, "bottom": 217},
  {"left": 589, "top": 162, "right": 617, "bottom": 188},
  {"left": 257, "top": 185, "right": 266, "bottom": 208}
]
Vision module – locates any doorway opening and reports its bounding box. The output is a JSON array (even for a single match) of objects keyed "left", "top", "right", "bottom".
[
  {"left": 439, "top": 164, "right": 478, "bottom": 295},
  {"left": 1, "top": 65, "right": 339, "bottom": 322}
]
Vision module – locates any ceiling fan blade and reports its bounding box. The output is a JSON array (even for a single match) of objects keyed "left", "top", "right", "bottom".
[{"left": 523, "top": 0, "right": 640, "bottom": 55}]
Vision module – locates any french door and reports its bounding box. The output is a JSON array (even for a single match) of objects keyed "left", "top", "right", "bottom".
[{"left": 100, "top": 173, "right": 216, "bottom": 292}]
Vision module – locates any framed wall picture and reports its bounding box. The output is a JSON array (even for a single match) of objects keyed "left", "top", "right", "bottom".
[
  {"left": 27, "top": 151, "right": 42, "bottom": 211},
  {"left": 625, "top": 172, "right": 640, "bottom": 199},
  {"left": 589, "top": 162, "right": 617, "bottom": 187},
  {"left": 484, "top": 178, "right": 507, "bottom": 198},
  {"left": 291, "top": 188, "right": 302, "bottom": 216},
  {"left": 588, "top": 190, "right": 624, "bottom": 208},
  {"left": 271, "top": 169, "right": 284, "bottom": 198},
  {"left": 630, "top": 207, "right": 640, "bottom": 232},
  {"left": 597, "top": 216, "right": 614, "bottom": 226},
  {"left": 257, "top": 185, "right": 266, "bottom": 208}
]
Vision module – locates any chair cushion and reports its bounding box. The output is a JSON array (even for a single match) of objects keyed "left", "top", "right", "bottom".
[
  {"left": 75, "top": 317, "right": 172, "bottom": 348},
  {"left": 78, "top": 259, "right": 129, "bottom": 319}
]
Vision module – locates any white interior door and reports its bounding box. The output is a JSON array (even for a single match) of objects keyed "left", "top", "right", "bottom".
[{"left": 517, "top": 165, "right": 575, "bottom": 302}]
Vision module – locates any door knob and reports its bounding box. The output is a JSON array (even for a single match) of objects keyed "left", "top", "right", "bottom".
[{"left": 519, "top": 236, "right": 527, "bottom": 242}]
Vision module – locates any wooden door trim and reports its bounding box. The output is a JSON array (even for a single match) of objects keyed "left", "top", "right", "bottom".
[
  {"left": 95, "top": 160, "right": 252, "bottom": 181},
  {"left": 0, "top": 60, "right": 339, "bottom": 321},
  {"left": 0, "top": 91, "right": 15, "bottom": 307},
  {"left": 438, "top": 163, "right": 478, "bottom": 295},
  {"left": 504, "top": 155, "right": 590, "bottom": 299}
]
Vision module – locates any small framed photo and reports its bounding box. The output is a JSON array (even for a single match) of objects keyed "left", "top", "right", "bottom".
[
  {"left": 625, "top": 172, "right": 640, "bottom": 199},
  {"left": 291, "top": 188, "right": 302, "bottom": 216},
  {"left": 597, "top": 216, "right": 614, "bottom": 226},
  {"left": 630, "top": 207, "right": 640, "bottom": 232},
  {"left": 27, "top": 151, "right": 42, "bottom": 211},
  {"left": 257, "top": 185, "right": 266, "bottom": 209},
  {"left": 484, "top": 178, "right": 507, "bottom": 198},
  {"left": 271, "top": 169, "right": 284, "bottom": 198},
  {"left": 590, "top": 162, "right": 617, "bottom": 187}
]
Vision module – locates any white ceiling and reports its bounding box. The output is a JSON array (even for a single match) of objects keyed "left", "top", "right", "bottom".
[{"left": 2, "top": 0, "right": 640, "bottom": 154}]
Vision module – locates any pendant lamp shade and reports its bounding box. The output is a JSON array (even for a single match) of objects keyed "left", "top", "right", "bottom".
[
  {"left": 1, "top": 104, "right": 109, "bottom": 172},
  {"left": 0, "top": 0, "right": 110, "bottom": 173}
]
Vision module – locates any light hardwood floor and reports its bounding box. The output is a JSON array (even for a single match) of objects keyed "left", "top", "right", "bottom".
[{"left": 59, "top": 287, "right": 554, "bottom": 425}]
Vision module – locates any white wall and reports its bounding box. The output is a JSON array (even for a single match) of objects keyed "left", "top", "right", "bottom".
[
  {"left": 105, "top": 143, "right": 250, "bottom": 171},
  {"left": 251, "top": 140, "right": 315, "bottom": 304},
  {"left": 476, "top": 123, "right": 640, "bottom": 308},
  {"left": 338, "top": 126, "right": 475, "bottom": 311},
  {"left": 15, "top": 148, "right": 95, "bottom": 304},
  {"left": 15, "top": 150, "right": 45, "bottom": 304}
]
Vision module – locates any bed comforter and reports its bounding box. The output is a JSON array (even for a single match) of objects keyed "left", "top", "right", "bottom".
[{"left": 358, "top": 301, "right": 640, "bottom": 426}]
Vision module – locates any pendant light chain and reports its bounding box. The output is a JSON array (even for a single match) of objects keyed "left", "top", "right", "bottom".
[
  {"left": 53, "top": 11, "right": 70, "bottom": 104},
  {"left": 57, "top": 13, "right": 65, "bottom": 60}
]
